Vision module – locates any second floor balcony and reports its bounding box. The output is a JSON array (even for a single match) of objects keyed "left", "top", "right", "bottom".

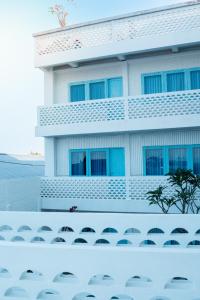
[{"left": 36, "top": 89, "right": 200, "bottom": 137}]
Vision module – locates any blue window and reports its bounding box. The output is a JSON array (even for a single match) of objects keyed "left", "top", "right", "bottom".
[
  {"left": 144, "top": 75, "right": 162, "bottom": 94},
  {"left": 108, "top": 77, "right": 123, "bottom": 97},
  {"left": 193, "top": 147, "right": 200, "bottom": 175},
  {"left": 70, "top": 148, "right": 125, "bottom": 176},
  {"left": 142, "top": 67, "right": 200, "bottom": 94},
  {"left": 145, "top": 148, "right": 164, "bottom": 175},
  {"left": 70, "top": 84, "right": 85, "bottom": 102},
  {"left": 168, "top": 148, "right": 187, "bottom": 173},
  {"left": 90, "top": 150, "right": 107, "bottom": 176},
  {"left": 71, "top": 151, "right": 86, "bottom": 176},
  {"left": 144, "top": 145, "right": 200, "bottom": 175},
  {"left": 89, "top": 81, "right": 105, "bottom": 100},
  {"left": 69, "top": 77, "right": 123, "bottom": 102},
  {"left": 190, "top": 70, "right": 200, "bottom": 90},
  {"left": 166, "top": 72, "right": 185, "bottom": 92}
]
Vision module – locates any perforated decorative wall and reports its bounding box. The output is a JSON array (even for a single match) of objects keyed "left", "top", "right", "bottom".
[
  {"left": 0, "top": 211, "right": 200, "bottom": 248},
  {"left": 38, "top": 90, "right": 200, "bottom": 128},
  {"left": 35, "top": 4, "right": 200, "bottom": 57},
  {"left": 40, "top": 176, "right": 168, "bottom": 201},
  {"left": 40, "top": 177, "right": 126, "bottom": 200},
  {"left": 0, "top": 212, "right": 200, "bottom": 299},
  {"left": 128, "top": 90, "right": 200, "bottom": 119},
  {"left": 39, "top": 98, "right": 125, "bottom": 126}
]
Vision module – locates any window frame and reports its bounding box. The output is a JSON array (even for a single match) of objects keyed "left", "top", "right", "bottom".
[
  {"left": 69, "top": 77, "right": 123, "bottom": 102},
  {"left": 142, "top": 67, "right": 200, "bottom": 94},
  {"left": 69, "top": 147, "right": 124, "bottom": 176},
  {"left": 143, "top": 145, "right": 200, "bottom": 176}
]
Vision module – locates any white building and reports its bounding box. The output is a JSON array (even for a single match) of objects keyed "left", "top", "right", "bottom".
[
  {"left": 0, "top": 3, "right": 199, "bottom": 300},
  {"left": 34, "top": 1, "right": 200, "bottom": 213}
]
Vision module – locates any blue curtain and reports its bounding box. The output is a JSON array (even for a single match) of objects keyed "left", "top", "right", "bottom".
[
  {"left": 167, "top": 72, "right": 185, "bottom": 92},
  {"left": 191, "top": 70, "right": 200, "bottom": 90},
  {"left": 70, "top": 84, "right": 85, "bottom": 102},
  {"left": 89, "top": 81, "right": 105, "bottom": 100},
  {"left": 145, "top": 149, "right": 163, "bottom": 175},
  {"left": 169, "top": 148, "right": 187, "bottom": 173},
  {"left": 71, "top": 152, "right": 86, "bottom": 175},
  {"left": 108, "top": 78, "right": 123, "bottom": 98},
  {"left": 90, "top": 151, "right": 107, "bottom": 176},
  {"left": 144, "top": 75, "right": 162, "bottom": 94},
  {"left": 193, "top": 147, "right": 200, "bottom": 175}
]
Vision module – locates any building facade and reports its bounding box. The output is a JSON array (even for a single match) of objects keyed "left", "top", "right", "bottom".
[{"left": 34, "top": 1, "right": 200, "bottom": 212}]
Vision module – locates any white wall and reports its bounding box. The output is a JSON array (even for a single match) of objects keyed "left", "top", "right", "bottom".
[
  {"left": 128, "top": 49, "right": 200, "bottom": 95},
  {"left": 54, "top": 62, "right": 123, "bottom": 104},
  {"left": 0, "top": 212, "right": 200, "bottom": 299},
  {"left": 130, "top": 128, "right": 200, "bottom": 176},
  {"left": 54, "top": 128, "right": 200, "bottom": 177},
  {"left": 0, "top": 177, "right": 40, "bottom": 211},
  {"left": 55, "top": 134, "right": 128, "bottom": 176},
  {"left": 53, "top": 49, "right": 200, "bottom": 104}
]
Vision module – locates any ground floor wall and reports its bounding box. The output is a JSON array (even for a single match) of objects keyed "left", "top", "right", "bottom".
[
  {"left": 0, "top": 177, "right": 40, "bottom": 211},
  {"left": 46, "top": 128, "right": 200, "bottom": 177}
]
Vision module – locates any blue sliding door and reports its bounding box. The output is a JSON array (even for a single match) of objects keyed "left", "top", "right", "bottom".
[
  {"left": 191, "top": 70, "right": 200, "bottom": 90},
  {"left": 108, "top": 77, "right": 123, "bottom": 97},
  {"left": 70, "top": 84, "right": 85, "bottom": 102},
  {"left": 166, "top": 72, "right": 185, "bottom": 92},
  {"left": 145, "top": 148, "right": 163, "bottom": 175},
  {"left": 89, "top": 81, "right": 105, "bottom": 100},
  {"left": 71, "top": 151, "right": 86, "bottom": 176},
  {"left": 144, "top": 75, "right": 162, "bottom": 94},
  {"left": 193, "top": 147, "right": 200, "bottom": 175},
  {"left": 90, "top": 150, "right": 107, "bottom": 176},
  {"left": 169, "top": 148, "right": 187, "bottom": 173},
  {"left": 109, "top": 148, "right": 125, "bottom": 176}
]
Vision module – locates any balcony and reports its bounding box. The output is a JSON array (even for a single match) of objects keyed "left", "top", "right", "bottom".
[
  {"left": 36, "top": 89, "right": 200, "bottom": 137},
  {"left": 0, "top": 211, "right": 200, "bottom": 299},
  {"left": 33, "top": 2, "right": 200, "bottom": 68},
  {"left": 40, "top": 175, "right": 200, "bottom": 212}
]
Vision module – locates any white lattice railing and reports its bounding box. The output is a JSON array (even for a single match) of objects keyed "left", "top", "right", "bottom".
[
  {"left": 0, "top": 212, "right": 200, "bottom": 299},
  {"left": 41, "top": 176, "right": 169, "bottom": 201},
  {"left": 34, "top": 2, "right": 200, "bottom": 60},
  {"left": 38, "top": 90, "right": 200, "bottom": 128}
]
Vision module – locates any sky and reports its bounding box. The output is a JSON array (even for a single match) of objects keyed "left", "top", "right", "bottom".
[{"left": 0, "top": 0, "right": 186, "bottom": 155}]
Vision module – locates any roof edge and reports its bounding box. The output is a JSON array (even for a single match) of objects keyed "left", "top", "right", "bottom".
[{"left": 33, "top": 0, "right": 200, "bottom": 37}]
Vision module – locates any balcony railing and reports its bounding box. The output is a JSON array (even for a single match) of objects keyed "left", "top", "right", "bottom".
[
  {"left": 36, "top": 90, "right": 200, "bottom": 136},
  {"left": 40, "top": 176, "right": 200, "bottom": 212},
  {"left": 34, "top": 2, "right": 200, "bottom": 67}
]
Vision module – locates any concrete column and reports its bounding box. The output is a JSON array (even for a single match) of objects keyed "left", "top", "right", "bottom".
[
  {"left": 44, "top": 67, "right": 54, "bottom": 106},
  {"left": 121, "top": 61, "right": 129, "bottom": 97},
  {"left": 44, "top": 137, "right": 56, "bottom": 176},
  {"left": 125, "top": 133, "right": 131, "bottom": 177}
]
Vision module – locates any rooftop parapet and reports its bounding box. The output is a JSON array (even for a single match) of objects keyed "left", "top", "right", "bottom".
[{"left": 33, "top": 1, "right": 200, "bottom": 68}]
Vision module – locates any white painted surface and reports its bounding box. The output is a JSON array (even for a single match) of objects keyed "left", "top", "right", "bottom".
[
  {"left": 40, "top": 175, "right": 200, "bottom": 213},
  {"left": 0, "top": 177, "right": 40, "bottom": 211},
  {"left": 130, "top": 129, "right": 200, "bottom": 176},
  {"left": 0, "top": 212, "right": 199, "bottom": 248},
  {"left": 50, "top": 51, "right": 200, "bottom": 104},
  {"left": 34, "top": 2, "right": 200, "bottom": 68},
  {"left": 0, "top": 212, "right": 200, "bottom": 299},
  {"left": 52, "top": 129, "right": 200, "bottom": 177}
]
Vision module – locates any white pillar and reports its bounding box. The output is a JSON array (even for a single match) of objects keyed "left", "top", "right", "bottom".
[
  {"left": 121, "top": 61, "right": 129, "bottom": 97},
  {"left": 44, "top": 67, "right": 54, "bottom": 106},
  {"left": 125, "top": 133, "right": 131, "bottom": 177},
  {"left": 45, "top": 137, "right": 56, "bottom": 176}
]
